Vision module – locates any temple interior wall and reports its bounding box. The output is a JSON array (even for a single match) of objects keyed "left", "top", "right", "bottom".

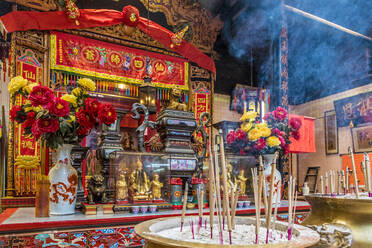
[{"left": 290, "top": 83, "right": 372, "bottom": 186}]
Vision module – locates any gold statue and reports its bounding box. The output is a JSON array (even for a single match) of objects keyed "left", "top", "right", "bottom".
[
  {"left": 129, "top": 159, "right": 150, "bottom": 200},
  {"left": 226, "top": 161, "right": 237, "bottom": 192},
  {"left": 237, "top": 169, "right": 248, "bottom": 196},
  {"left": 151, "top": 173, "right": 163, "bottom": 200},
  {"left": 167, "top": 87, "right": 187, "bottom": 111},
  {"left": 116, "top": 173, "right": 128, "bottom": 201}
]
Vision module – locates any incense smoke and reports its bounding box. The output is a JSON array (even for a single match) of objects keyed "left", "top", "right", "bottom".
[{"left": 221, "top": 0, "right": 371, "bottom": 105}]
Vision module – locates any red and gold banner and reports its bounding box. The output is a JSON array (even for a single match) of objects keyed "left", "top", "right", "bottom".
[
  {"left": 14, "top": 49, "right": 41, "bottom": 196},
  {"left": 51, "top": 31, "right": 189, "bottom": 90},
  {"left": 193, "top": 82, "right": 211, "bottom": 122},
  {"left": 193, "top": 82, "right": 211, "bottom": 155}
]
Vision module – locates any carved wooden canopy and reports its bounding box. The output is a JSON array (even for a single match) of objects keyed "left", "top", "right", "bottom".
[{"left": 5, "top": 0, "right": 223, "bottom": 53}]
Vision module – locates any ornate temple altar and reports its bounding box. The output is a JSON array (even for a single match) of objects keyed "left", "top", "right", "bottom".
[
  {"left": 2, "top": 0, "right": 222, "bottom": 209},
  {"left": 0, "top": 0, "right": 319, "bottom": 247}
]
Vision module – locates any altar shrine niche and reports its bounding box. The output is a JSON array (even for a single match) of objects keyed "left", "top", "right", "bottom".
[{"left": 3, "top": 0, "right": 222, "bottom": 209}]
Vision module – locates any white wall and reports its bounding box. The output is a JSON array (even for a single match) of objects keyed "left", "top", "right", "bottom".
[{"left": 290, "top": 83, "right": 372, "bottom": 185}]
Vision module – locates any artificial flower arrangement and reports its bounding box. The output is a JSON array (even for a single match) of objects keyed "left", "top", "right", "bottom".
[
  {"left": 226, "top": 106, "right": 302, "bottom": 156},
  {"left": 8, "top": 76, "right": 117, "bottom": 149}
]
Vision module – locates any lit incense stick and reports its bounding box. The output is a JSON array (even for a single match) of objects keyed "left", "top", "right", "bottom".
[
  {"left": 213, "top": 140, "right": 223, "bottom": 244},
  {"left": 219, "top": 134, "right": 232, "bottom": 244},
  {"left": 349, "top": 146, "right": 360, "bottom": 199},
  {"left": 266, "top": 152, "right": 278, "bottom": 244},
  {"left": 365, "top": 153, "right": 371, "bottom": 197},
  {"left": 272, "top": 180, "right": 281, "bottom": 236},
  {"left": 180, "top": 182, "right": 188, "bottom": 232}
]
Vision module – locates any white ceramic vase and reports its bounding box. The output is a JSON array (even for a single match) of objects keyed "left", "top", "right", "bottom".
[
  {"left": 263, "top": 153, "right": 282, "bottom": 205},
  {"left": 49, "top": 144, "right": 78, "bottom": 215}
]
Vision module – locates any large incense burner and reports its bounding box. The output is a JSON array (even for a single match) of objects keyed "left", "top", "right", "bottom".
[
  {"left": 303, "top": 194, "right": 372, "bottom": 247},
  {"left": 135, "top": 216, "right": 319, "bottom": 248}
]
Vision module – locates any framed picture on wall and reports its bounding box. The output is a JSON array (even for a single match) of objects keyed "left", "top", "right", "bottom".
[
  {"left": 324, "top": 110, "right": 338, "bottom": 155},
  {"left": 352, "top": 124, "right": 372, "bottom": 152}
]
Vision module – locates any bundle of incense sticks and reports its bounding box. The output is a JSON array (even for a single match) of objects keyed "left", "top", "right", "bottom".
[
  {"left": 287, "top": 176, "right": 296, "bottom": 240},
  {"left": 365, "top": 153, "right": 372, "bottom": 197},
  {"left": 349, "top": 146, "right": 360, "bottom": 199},
  {"left": 180, "top": 182, "right": 188, "bottom": 232}
]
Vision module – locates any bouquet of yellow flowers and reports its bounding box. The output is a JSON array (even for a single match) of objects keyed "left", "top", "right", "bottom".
[
  {"left": 9, "top": 76, "right": 117, "bottom": 149},
  {"left": 226, "top": 106, "right": 301, "bottom": 156}
]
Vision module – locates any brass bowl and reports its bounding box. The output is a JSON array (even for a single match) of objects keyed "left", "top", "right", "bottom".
[
  {"left": 304, "top": 194, "right": 372, "bottom": 247},
  {"left": 135, "top": 216, "right": 319, "bottom": 248}
]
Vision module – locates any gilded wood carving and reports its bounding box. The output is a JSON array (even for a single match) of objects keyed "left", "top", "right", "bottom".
[
  {"left": 6, "top": 32, "right": 46, "bottom": 198},
  {"left": 6, "top": 0, "right": 58, "bottom": 11},
  {"left": 190, "top": 65, "right": 210, "bottom": 80},
  {"left": 139, "top": 0, "right": 223, "bottom": 52}
]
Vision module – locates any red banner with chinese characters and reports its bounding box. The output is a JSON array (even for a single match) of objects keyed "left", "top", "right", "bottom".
[
  {"left": 193, "top": 82, "right": 211, "bottom": 154},
  {"left": 51, "top": 31, "right": 189, "bottom": 90},
  {"left": 15, "top": 50, "right": 41, "bottom": 158},
  {"left": 14, "top": 50, "right": 41, "bottom": 196}
]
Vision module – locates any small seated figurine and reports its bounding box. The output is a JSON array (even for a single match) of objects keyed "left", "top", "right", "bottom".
[
  {"left": 151, "top": 173, "right": 163, "bottom": 200},
  {"left": 116, "top": 173, "right": 128, "bottom": 201},
  {"left": 237, "top": 169, "right": 248, "bottom": 196},
  {"left": 87, "top": 174, "right": 108, "bottom": 204},
  {"left": 129, "top": 159, "right": 150, "bottom": 201}
]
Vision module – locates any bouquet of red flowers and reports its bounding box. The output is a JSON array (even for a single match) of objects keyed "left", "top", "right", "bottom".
[
  {"left": 226, "top": 106, "right": 301, "bottom": 156},
  {"left": 9, "top": 76, "right": 117, "bottom": 149}
]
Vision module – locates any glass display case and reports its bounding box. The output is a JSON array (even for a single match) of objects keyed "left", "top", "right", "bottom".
[
  {"left": 110, "top": 151, "right": 199, "bottom": 211},
  {"left": 222, "top": 154, "right": 257, "bottom": 200},
  {"left": 110, "top": 152, "right": 171, "bottom": 204}
]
